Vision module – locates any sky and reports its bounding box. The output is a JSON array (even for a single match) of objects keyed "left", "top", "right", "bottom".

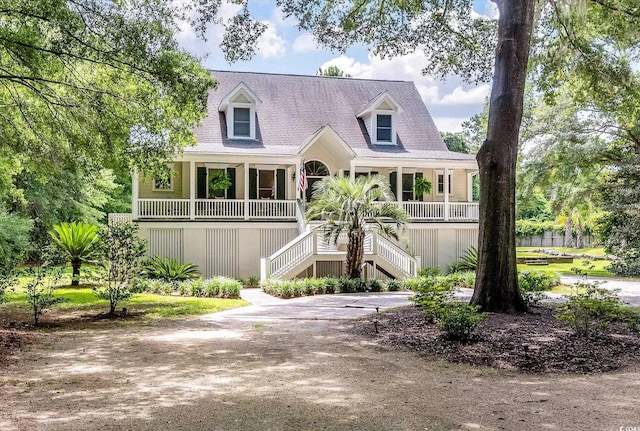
[{"left": 176, "top": 1, "right": 498, "bottom": 132}]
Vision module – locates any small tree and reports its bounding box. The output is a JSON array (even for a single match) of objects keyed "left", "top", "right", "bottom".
[
  {"left": 93, "top": 222, "right": 146, "bottom": 314},
  {"left": 50, "top": 222, "right": 100, "bottom": 285},
  {"left": 306, "top": 175, "right": 407, "bottom": 279},
  {"left": 23, "top": 266, "right": 65, "bottom": 325}
]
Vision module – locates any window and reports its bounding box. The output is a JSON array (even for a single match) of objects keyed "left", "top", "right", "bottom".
[
  {"left": 208, "top": 168, "right": 227, "bottom": 198},
  {"left": 258, "top": 170, "right": 275, "bottom": 199},
  {"left": 436, "top": 171, "right": 452, "bottom": 195},
  {"left": 402, "top": 173, "right": 414, "bottom": 201},
  {"left": 233, "top": 107, "right": 251, "bottom": 137},
  {"left": 376, "top": 114, "right": 392, "bottom": 142},
  {"left": 153, "top": 166, "right": 173, "bottom": 191}
]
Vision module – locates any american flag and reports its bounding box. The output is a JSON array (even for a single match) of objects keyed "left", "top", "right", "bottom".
[{"left": 298, "top": 162, "right": 307, "bottom": 193}]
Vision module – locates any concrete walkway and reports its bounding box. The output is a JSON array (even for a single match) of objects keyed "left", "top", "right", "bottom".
[{"left": 200, "top": 288, "right": 414, "bottom": 323}]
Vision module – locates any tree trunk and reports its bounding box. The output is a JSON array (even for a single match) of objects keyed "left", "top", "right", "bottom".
[
  {"left": 71, "top": 259, "right": 81, "bottom": 286},
  {"left": 565, "top": 217, "right": 574, "bottom": 248},
  {"left": 345, "top": 228, "right": 365, "bottom": 279},
  {"left": 576, "top": 220, "right": 584, "bottom": 249},
  {"left": 471, "top": 0, "right": 535, "bottom": 313}
]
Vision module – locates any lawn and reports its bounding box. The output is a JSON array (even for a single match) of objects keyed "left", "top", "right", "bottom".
[
  {"left": 516, "top": 246, "right": 615, "bottom": 277},
  {"left": 1, "top": 284, "right": 248, "bottom": 324}
]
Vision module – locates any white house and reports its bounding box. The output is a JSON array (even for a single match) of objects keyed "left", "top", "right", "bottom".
[{"left": 110, "top": 71, "right": 479, "bottom": 280}]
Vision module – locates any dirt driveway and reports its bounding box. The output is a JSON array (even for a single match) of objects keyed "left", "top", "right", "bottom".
[{"left": 1, "top": 291, "right": 639, "bottom": 431}]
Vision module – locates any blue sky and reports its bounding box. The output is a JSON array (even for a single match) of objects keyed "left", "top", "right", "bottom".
[{"left": 176, "top": 1, "right": 498, "bottom": 132}]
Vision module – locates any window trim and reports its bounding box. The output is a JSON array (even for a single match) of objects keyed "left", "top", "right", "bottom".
[
  {"left": 371, "top": 110, "right": 397, "bottom": 145},
  {"left": 232, "top": 107, "right": 251, "bottom": 138},
  {"left": 227, "top": 101, "right": 256, "bottom": 140},
  {"left": 435, "top": 170, "right": 452, "bottom": 196}
]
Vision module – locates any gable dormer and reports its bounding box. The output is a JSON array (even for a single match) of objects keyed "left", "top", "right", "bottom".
[
  {"left": 218, "top": 82, "right": 262, "bottom": 140},
  {"left": 357, "top": 91, "right": 404, "bottom": 146}
]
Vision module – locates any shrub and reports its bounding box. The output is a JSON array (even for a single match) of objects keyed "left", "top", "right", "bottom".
[
  {"left": 245, "top": 276, "right": 260, "bottom": 288},
  {"left": 386, "top": 279, "right": 403, "bottom": 291},
  {"left": 409, "top": 277, "right": 455, "bottom": 322},
  {"left": 200, "top": 277, "right": 242, "bottom": 299},
  {"left": 129, "top": 277, "right": 151, "bottom": 294},
  {"left": 324, "top": 278, "right": 340, "bottom": 294},
  {"left": 0, "top": 269, "right": 18, "bottom": 304},
  {"left": 556, "top": 283, "right": 636, "bottom": 336},
  {"left": 23, "top": 266, "right": 66, "bottom": 325},
  {"left": 188, "top": 278, "right": 204, "bottom": 297},
  {"left": 340, "top": 278, "right": 367, "bottom": 293},
  {"left": 417, "top": 266, "right": 441, "bottom": 277},
  {"left": 368, "top": 279, "right": 383, "bottom": 292},
  {"left": 518, "top": 271, "right": 560, "bottom": 307},
  {"left": 143, "top": 256, "right": 199, "bottom": 282},
  {"left": 49, "top": 221, "right": 100, "bottom": 286},
  {"left": 448, "top": 247, "right": 477, "bottom": 273},
  {"left": 438, "top": 303, "right": 486, "bottom": 341}
]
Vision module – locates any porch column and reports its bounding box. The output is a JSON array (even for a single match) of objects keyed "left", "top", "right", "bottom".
[
  {"left": 349, "top": 160, "right": 356, "bottom": 180},
  {"left": 295, "top": 159, "right": 301, "bottom": 201},
  {"left": 132, "top": 168, "right": 139, "bottom": 220},
  {"left": 396, "top": 166, "right": 403, "bottom": 209},
  {"left": 189, "top": 160, "right": 195, "bottom": 220},
  {"left": 444, "top": 167, "right": 450, "bottom": 221},
  {"left": 244, "top": 161, "right": 250, "bottom": 220},
  {"left": 467, "top": 171, "right": 478, "bottom": 202}
]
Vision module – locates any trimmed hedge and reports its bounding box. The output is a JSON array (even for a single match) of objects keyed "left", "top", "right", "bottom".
[{"left": 261, "top": 278, "right": 404, "bottom": 298}]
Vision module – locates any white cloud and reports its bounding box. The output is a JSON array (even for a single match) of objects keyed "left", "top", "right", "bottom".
[
  {"left": 432, "top": 117, "right": 468, "bottom": 133},
  {"left": 256, "top": 22, "right": 287, "bottom": 59},
  {"left": 292, "top": 33, "right": 317, "bottom": 53},
  {"left": 437, "top": 85, "right": 491, "bottom": 105}
]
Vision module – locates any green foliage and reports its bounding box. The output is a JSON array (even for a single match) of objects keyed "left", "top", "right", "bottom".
[
  {"left": 143, "top": 256, "right": 200, "bottom": 282},
  {"left": 0, "top": 270, "right": 18, "bottom": 305},
  {"left": 93, "top": 223, "right": 146, "bottom": 314},
  {"left": 518, "top": 271, "right": 559, "bottom": 307},
  {"left": 50, "top": 222, "right": 100, "bottom": 285},
  {"left": 386, "top": 279, "right": 403, "bottom": 292},
  {"left": 448, "top": 247, "right": 478, "bottom": 273},
  {"left": 417, "top": 266, "right": 441, "bottom": 278},
  {"left": 317, "top": 65, "right": 351, "bottom": 77},
  {"left": 438, "top": 303, "right": 486, "bottom": 341},
  {"left": 409, "top": 277, "right": 455, "bottom": 322},
  {"left": 440, "top": 132, "right": 471, "bottom": 154},
  {"left": 23, "top": 266, "right": 66, "bottom": 325},
  {"left": 208, "top": 171, "right": 232, "bottom": 191},
  {"left": 556, "top": 284, "right": 638, "bottom": 336},
  {"left": 0, "top": 206, "right": 33, "bottom": 269},
  {"left": 306, "top": 175, "right": 407, "bottom": 279},
  {"left": 413, "top": 176, "right": 432, "bottom": 196},
  {"left": 245, "top": 276, "right": 260, "bottom": 288},
  {"left": 515, "top": 219, "right": 562, "bottom": 237},
  {"left": 261, "top": 277, "right": 389, "bottom": 298}
]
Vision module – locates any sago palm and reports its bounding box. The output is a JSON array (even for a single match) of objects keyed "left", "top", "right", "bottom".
[
  {"left": 50, "top": 222, "right": 100, "bottom": 285},
  {"left": 306, "top": 175, "right": 407, "bottom": 279}
]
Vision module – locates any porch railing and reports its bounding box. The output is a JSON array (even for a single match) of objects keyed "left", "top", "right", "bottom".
[{"left": 133, "top": 199, "right": 478, "bottom": 222}]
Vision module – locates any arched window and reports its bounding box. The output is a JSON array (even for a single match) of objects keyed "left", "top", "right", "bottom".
[
  {"left": 304, "top": 160, "right": 330, "bottom": 201},
  {"left": 304, "top": 160, "right": 330, "bottom": 177}
]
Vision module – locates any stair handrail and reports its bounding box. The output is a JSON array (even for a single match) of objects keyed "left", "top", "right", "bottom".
[{"left": 375, "top": 232, "right": 418, "bottom": 278}]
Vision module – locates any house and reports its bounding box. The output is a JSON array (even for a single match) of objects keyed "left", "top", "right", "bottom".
[{"left": 109, "top": 70, "right": 479, "bottom": 280}]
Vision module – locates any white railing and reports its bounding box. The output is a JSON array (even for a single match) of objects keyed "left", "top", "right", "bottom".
[
  {"left": 376, "top": 234, "right": 418, "bottom": 278},
  {"left": 137, "top": 199, "right": 190, "bottom": 218},
  {"left": 262, "top": 229, "right": 316, "bottom": 279},
  {"left": 195, "top": 199, "right": 244, "bottom": 219},
  {"left": 249, "top": 199, "right": 297, "bottom": 219},
  {"left": 448, "top": 203, "right": 479, "bottom": 221},
  {"left": 402, "top": 202, "right": 445, "bottom": 220},
  {"left": 108, "top": 213, "right": 132, "bottom": 225}
]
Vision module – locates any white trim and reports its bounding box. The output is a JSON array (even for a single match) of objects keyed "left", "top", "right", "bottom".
[
  {"left": 435, "top": 170, "right": 453, "bottom": 196},
  {"left": 356, "top": 91, "right": 404, "bottom": 117},
  {"left": 218, "top": 82, "right": 262, "bottom": 111},
  {"left": 297, "top": 124, "right": 356, "bottom": 157},
  {"left": 372, "top": 112, "right": 397, "bottom": 145}
]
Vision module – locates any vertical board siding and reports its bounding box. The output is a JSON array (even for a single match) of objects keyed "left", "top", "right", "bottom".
[
  {"left": 316, "top": 261, "right": 344, "bottom": 278},
  {"left": 260, "top": 228, "right": 298, "bottom": 257},
  {"left": 456, "top": 229, "right": 478, "bottom": 260},
  {"left": 408, "top": 229, "right": 438, "bottom": 268},
  {"left": 148, "top": 228, "right": 184, "bottom": 262},
  {"left": 205, "top": 229, "right": 239, "bottom": 277}
]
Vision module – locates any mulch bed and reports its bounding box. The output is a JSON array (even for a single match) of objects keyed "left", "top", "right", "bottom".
[{"left": 352, "top": 304, "right": 640, "bottom": 373}]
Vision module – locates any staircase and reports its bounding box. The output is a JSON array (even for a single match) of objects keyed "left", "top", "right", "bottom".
[{"left": 260, "top": 226, "right": 418, "bottom": 281}]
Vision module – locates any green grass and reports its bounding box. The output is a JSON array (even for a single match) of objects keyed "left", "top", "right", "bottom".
[
  {"left": 2, "top": 285, "right": 247, "bottom": 321},
  {"left": 517, "top": 260, "right": 614, "bottom": 277},
  {"left": 517, "top": 246, "right": 607, "bottom": 256}
]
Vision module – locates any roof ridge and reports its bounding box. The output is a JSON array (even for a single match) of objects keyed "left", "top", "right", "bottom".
[{"left": 208, "top": 69, "right": 411, "bottom": 84}]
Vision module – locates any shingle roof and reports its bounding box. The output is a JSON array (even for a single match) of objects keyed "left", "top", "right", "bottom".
[{"left": 188, "top": 70, "right": 475, "bottom": 161}]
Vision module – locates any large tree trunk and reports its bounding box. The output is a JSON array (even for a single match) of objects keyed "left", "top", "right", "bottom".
[
  {"left": 565, "top": 217, "right": 575, "bottom": 248},
  {"left": 471, "top": 0, "right": 535, "bottom": 313},
  {"left": 345, "top": 228, "right": 365, "bottom": 279}
]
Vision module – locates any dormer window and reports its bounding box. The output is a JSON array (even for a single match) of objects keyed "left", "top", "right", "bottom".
[
  {"left": 219, "top": 82, "right": 262, "bottom": 140},
  {"left": 233, "top": 107, "right": 251, "bottom": 137},
  {"left": 357, "top": 90, "right": 403, "bottom": 146},
  {"left": 376, "top": 114, "right": 392, "bottom": 142}
]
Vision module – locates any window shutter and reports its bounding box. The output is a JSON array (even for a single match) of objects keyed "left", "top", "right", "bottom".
[
  {"left": 343, "top": 170, "right": 350, "bottom": 178},
  {"left": 197, "top": 167, "right": 207, "bottom": 199},
  {"left": 389, "top": 171, "right": 397, "bottom": 200},
  {"left": 415, "top": 172, "right": 424, "bottom": 202},
  {"left": 371, "top": 171, "right": 378, "bottom": 176},
  {"left": 276, "top": 169, "right": 286, "bottom": 200},
  {"left": 249, "top": 168, "right": 257, "bottom": 199},
  {"left": 226, "top": 168, "right": 236, "bottom": 199}
]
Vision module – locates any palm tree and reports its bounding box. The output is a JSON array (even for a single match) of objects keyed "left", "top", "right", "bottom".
[
  {"left": 306, "top": 175, "right": 407, "bottom": 279},
  {"left": 50, "top": 222, "right": 100, "bottom": 285}
]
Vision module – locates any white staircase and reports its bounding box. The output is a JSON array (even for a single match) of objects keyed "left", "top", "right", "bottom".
[{"left": 260, "top": 226, "right": 418, "bottom": 281}]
